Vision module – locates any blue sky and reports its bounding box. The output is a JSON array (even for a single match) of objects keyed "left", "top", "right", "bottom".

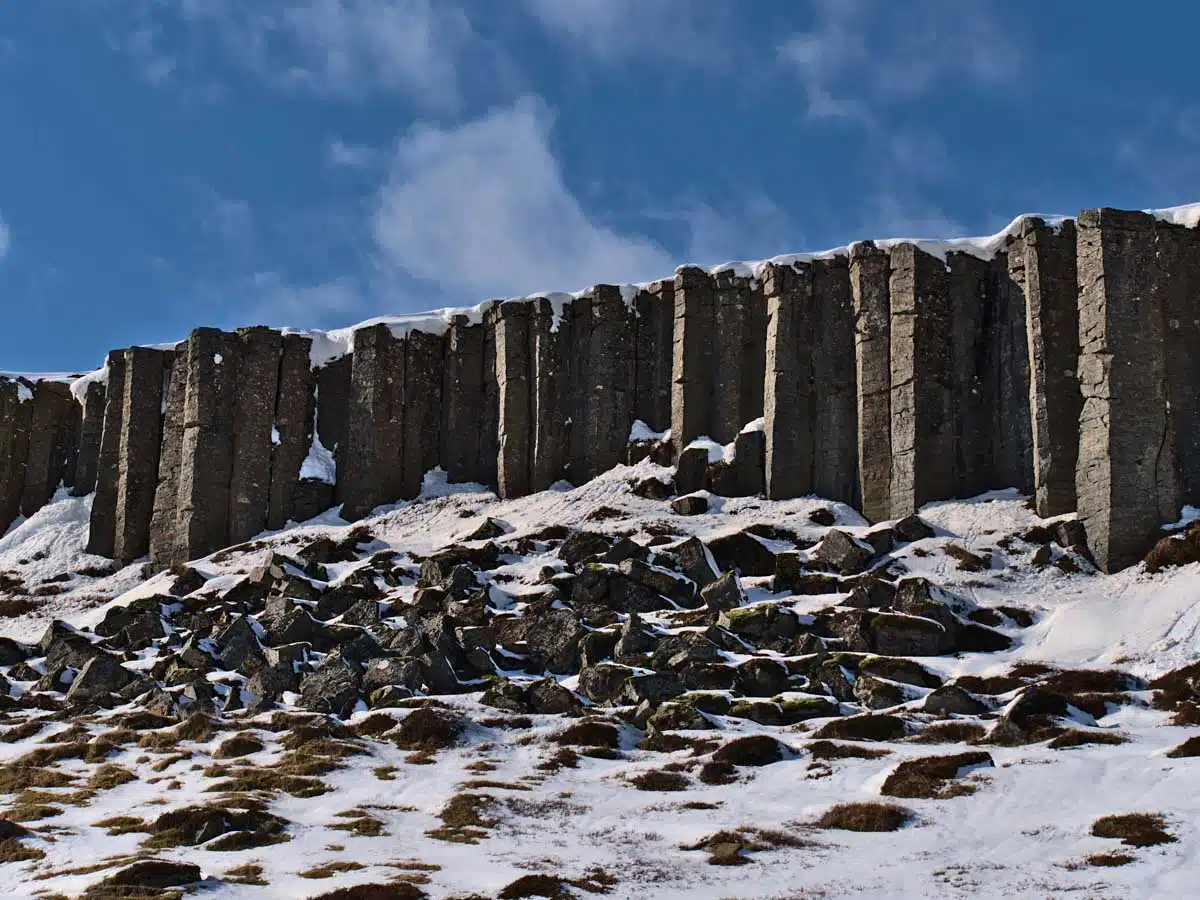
[{"left": 2, "top": 1, "right": 1199, "bottom": 371}]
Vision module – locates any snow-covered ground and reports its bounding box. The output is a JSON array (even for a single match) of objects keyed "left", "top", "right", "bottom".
[{"left": 0, "top": 462, "right": 1198, "bottom": 898}]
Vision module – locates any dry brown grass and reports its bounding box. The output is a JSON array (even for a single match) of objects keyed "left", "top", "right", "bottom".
[
  {"left": 329, "top": 815, "right": 386, "bottom": 837},
  {"left": 815, "top": 802, "right": 914, "bottom": 832},
  {"left": 944, "top": 543, "right": 990, "bottom": 572},
  {"left": 224, "top": 862, "right": 269, "bottom": 885},
  {"left": 1046, "top": 729, "right": 1128, "bottom": 750},
  {"left": 92, "top": 816, "right": 148, "bottom": 836},
  {"left": 0, "top": 837, "right": 46, "bottom": 862},
  {"left": 908, "top": 722, "right": 987, "bottom": 745},
  {"left": 426, "top": 792, "right": 498, "bottom": 845},
  {"left": 881, "top": 752, "right": 993, "bottom": 799},
  {"left": 551, "top": 720, "right": 620, "bottom": 749},
  {"left": 1091, "top": 813, "right": 1176, "bottom": 847},
  {"left": 1086, "top": 851, "right": 1136, "bottom": 867},
  {"left": 298, "top": 860, "right": 366, "bottom": 879},
  {"left": 813, "top": 715, "right": 907, "bottom": 743},
  {"left": 806, "top": 740, "right": 890, "bottom": 761},
  {"left": 88, "top": 764, "right": 137, "bottom": 791},
  {"left": 1166, "top": 736, "right": 1200, "bottom": 758},
  {"left": 629, "top": 770, "right": 690, "bottom": 792}
]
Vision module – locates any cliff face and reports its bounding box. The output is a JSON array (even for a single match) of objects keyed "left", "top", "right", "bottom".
[{"left": 4, "top": 206, "right": 1199, "bottom": 573}]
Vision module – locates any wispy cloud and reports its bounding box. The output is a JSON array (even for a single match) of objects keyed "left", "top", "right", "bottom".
[
  {"left": 326, "top": 138, "right": 378, "bottom": 169},
  {"left": 520, "top": 0, "right": 732, "bottom": 66},
  {"left": 0, "top": 214, "right": 9, "bottom": 260},
  {"left": 372, "top": 96, "right": 675, "bottom": 298},
  {"left": 101, "top": 0, "right": 494, "bottom": 111},
  {"left": 1114, "top": 103, "right": 1200, "bottom": 204},
  {"left": 779, "top": 0, "right": 1021, "bottom": 122}
]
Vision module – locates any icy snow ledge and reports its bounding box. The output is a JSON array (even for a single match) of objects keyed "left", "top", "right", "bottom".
[{"left": 300, "top": 432, "right": 336, "bottom": 484}]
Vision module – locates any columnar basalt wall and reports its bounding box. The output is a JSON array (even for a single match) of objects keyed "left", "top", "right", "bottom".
[
  {"left": 114, "top": 347, "right": 172, "bottom": 565},
  {"left": 3, "top": 204, "right": 1189, "bottom": 574},
  {"left": 1022, "top": 218, "right": 1082, "bottom": 518}
]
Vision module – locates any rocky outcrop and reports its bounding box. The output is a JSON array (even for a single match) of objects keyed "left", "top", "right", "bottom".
[{"left": 3, "top": 205, "right": 1196, "bottom": 574}]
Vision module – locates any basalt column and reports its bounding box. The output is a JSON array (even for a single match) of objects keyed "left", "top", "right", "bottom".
[
  {"left": 316, "top": 355, "right": 352, "bottom": 501},
  {"left": 228, "top": 327, "right": 282, "bottom": 545},
  {"left": 530, "top": 298, "right": 568, "bottom": 491},
  {"left": 762, "top": 262, "right": 814, "bottom": 501},
  {"left": 711, "top": 271, "right": 767, "bottom": 446},
  {"left": 1022, "top": 217, "right": 1081, "bottom": 517},
  {"left": 889, "top": 244, "right": 954, "bottom": 517},
  {"left": 113, "top": 347, "right": 171, "bottom": 565},
  {"left": 850, "top": 243, "right": 892, "bottom": 521},
  {"left": 1075, "top": 209, "right": 1179, "bottom": 572},
  {"left": 440, "top": 316, "right": 487, "bottom": 486},
  {"left": 341, "top": 324, "right": 404, "bottom": 521},
  {"left": 811, "top": 257, "right": 858, "bottom": 505},
  {"left": 480, "top": 310, "right": 500, "bottom": 491},
  {"left": 20, "top": 382, "right": 75, "bottom": 516},
  {"left": 175, "top": 330, "right": 240, "bottom": 562},
  {"left": 267, "top": 334, "right": 318, "bottom": 530},
  {"left": 1158, "top": 219, "right": 1200, "bottom": 509},
  {"left": 494, "top": 302, "right": 533, "bottom": 499},
  {"left": 580, "top": 286, "right": 634, "bottom": 482},
  {"left": 87, "top": 351, "right": 128, "bottom": 558},
  {"left": 946, "top": 252, "right": 993, "bottom": 500},
  {"left": 71, "top": 380, "right": 107, "bottom": 497},
  {"left": 633, "top": 280, "right": 674, "bottom": 433},
  {"left": 0, "top": 379, "right": 32, "bottom": 534},
  {"left": 671, "top": 267, "right": 716, "bottom": 453},
  {"left": 148, "top": 353, "right": 187, "bottom": 568},
  {"left": 990, "top": 239, "right": 1035, "bottom": 494},
  {"left": 401, "top": 330, "right": 444, "bottom": 500}
]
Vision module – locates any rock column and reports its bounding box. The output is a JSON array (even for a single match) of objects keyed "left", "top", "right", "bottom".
[
  {"left": 1075, "top": 209, "right": 1179, "bottom": 572},
  {"left": 113, "top": 347, "right": 171, "bottom": 564},
  {"left": 87, "top": 351, "right": 128, "bottom": 557},
  {"left": 633, "top": 281, "right": 674, "bottom": 433},
  {"left": 440, "top": 317, "right": 487, "bottom": 486},
  {"left": 148, "top": 354, "right": 187, "bottom": 568},
  {"left": 175, "top": 330, "right": 241, "bottom": 561},
  {"left": 530, "top": 298, "right": 568, "bottom": 491},
  {"left": 71, "top": 380, "right": 107, "bottom": 497},
  {"left": 1022, "top": 218, "right": 1082, "bottom": 517},
  {"left": 0, "top": 379, "right": 31, "bottom": 534},
  {"left": 811, "top": 257, "right": 858, "bottom": 505},
  {"left": 20, "top": 382, "right": 74, "bottom": 516},
  {"left": 889, "top": 245, "right": 954, "bottom": 517},
  {"left": 341, "top": 324, "right": 404, "bottom": 521},
  {"left": 762, "top": 262, "right": 814, "bottom": 500},
  {"left": 267, "top": 334, "right": 318, "bottom": 530},
  {"left": 228, "top": 327, "right": 282, "bottom": 545},
  {"left": 850, "top": 243, "right": 892, "bottom": 521},
  {"left": 671, "top": 267, "right": 716, "bottom": 453},
  {"left": 401, "top": 330, "right": 444, "bottom": 499}
]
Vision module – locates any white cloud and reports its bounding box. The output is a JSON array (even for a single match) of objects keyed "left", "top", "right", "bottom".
[
  {"left": 326, "top": 138, "right": 377, "bottom": 169},
  {"left": 0, "top": 214, "right": 8, "bottom": 260},
  {"left": 520, "top": 0, "right": 730, "bottom": 65},
  {"left": 242, "top": 272, "right": 362, "bottom": 326},
  {"left": 373, "top": 96, "right": 674, "bottom": 298},
  {"left": 107, "top": 0, "right": 485, "bottom": 110},
  {"left": 779, "top": 0, "right": 1020, "bottom": 121}
]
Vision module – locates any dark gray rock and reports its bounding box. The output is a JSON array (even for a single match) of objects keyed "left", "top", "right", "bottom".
[
  {"left": 299, "top": 657, "right": 362, "bottom": 718},
  {"left": 814, "top": 529, "right": 875, "bottom": 575},
  {"left": 65, "top": 653, "right": 134, "bottom": 704}
]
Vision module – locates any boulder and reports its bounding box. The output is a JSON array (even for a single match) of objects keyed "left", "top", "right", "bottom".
[
  {"left": 671, "top": 494, "right": 709, "bottom": 516},
  {"left": 299, "top": 657, "right": 362, "bottom": 718},
  {"left": 65, "top": 653, "right": 135, "bottom": 704},
  {"left": 814, "top": 530, "right": 876, "bottom": 575},
  {"left": 706, "top": 531, "right": 776, "bottom": 577},
  {"left": 701, "top": 571, "right": 744, "bottom": 612},
  {"left": 675, "top": 537, "right": 719, "bottom": 589}
]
